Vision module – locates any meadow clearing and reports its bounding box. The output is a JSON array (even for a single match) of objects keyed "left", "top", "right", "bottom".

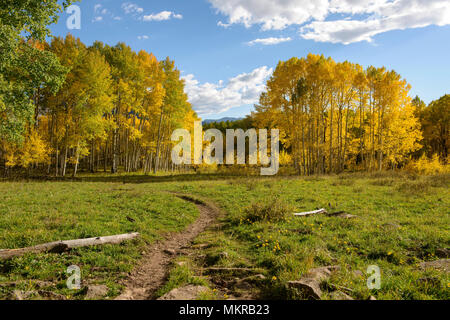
[
  {"left": 0, "top": 171, "right": 448, "bottom": 300},
  {"left": 1, "top": 0, "right": 450, "bottom": 306}
]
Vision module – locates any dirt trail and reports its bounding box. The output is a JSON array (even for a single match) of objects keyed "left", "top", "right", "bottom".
[{"left": 115, "top": 195, "right": 220, "bottom": 300}]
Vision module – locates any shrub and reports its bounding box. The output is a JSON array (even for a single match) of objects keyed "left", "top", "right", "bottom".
[
  {"left": 371, "top": 179, "right": 395, "bottom": 186},
  {"left": 243, "top": 197, "right": 291, "bottom": 223},
  {"left": 426, "top": 173, "right": 450, "bottom": 188},
  {"left": 331, "top": 179, "right": 355, "bottom": 186},
  {"left": 196, "top": 163, "right": 218, "bottom": 174},
  {"left": 396, "top": 181, "right": 431, "bottom": 195},
  {"left": 406, "top": 154, "right": 449, "bottom": 175}
]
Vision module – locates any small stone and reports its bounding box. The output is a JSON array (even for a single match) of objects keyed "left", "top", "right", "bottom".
[
  {"left": 164, "top": 249, "right": 176, "bottom": 256},
  {"left": 369, "top": 296, "right": 377, "bottom": 301},
  {"left": 176, "top": 261, "right": 187, "bottom": 267},
  {"left": 85, "top": 285, "right": 109, "bottom": 299},
  {"left": 419, "top": 259, "right": 449, "bottom": 273},
  {"left": 305, "top": 265, "right": 340, "bottom": 282},
  {"left": 287, "top": 279, "right": 322, "bottom": 300},
  {"left": 115, "top": 288, "right": 147, "bottom": 300},
  {"left": 158, "top": 285, "right": 209, "bottom": 300},
  {"left": 10, "top": 290, "right": 36, "bottom": 301},
  {"left": 287, "top": 266, "right": 340, "bottom": 300},
  {"left": 330, "top": 291, "right": 354, "bottom": 300}
]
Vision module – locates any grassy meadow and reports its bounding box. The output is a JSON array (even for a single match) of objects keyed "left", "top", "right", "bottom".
[
  {"left": 0, "top": 181, "right": 199, "bottom": 299},
  {"left": 0, "top": 172, "right": 448, "bottom": 300}
]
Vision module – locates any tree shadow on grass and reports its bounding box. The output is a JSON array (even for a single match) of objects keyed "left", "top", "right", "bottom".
[{"left": 1, "top": 172, "right": 279, "bottom": 184}]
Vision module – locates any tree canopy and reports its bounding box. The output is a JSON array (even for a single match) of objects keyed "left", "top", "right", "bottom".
[{"left": 0, "top": 0, "right": 75, "bottom": 142}]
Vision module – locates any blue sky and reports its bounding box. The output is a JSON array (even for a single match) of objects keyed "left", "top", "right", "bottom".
[{"left": 50, "top": 0, "right": 450, "bottom": 120}]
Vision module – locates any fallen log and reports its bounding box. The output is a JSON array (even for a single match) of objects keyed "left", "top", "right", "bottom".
[
  {"left": 0, "top": 233, "right": 140, "bottom": 261},
  {"left": 293, "top": 209, "right": 327, "bottom": 217}
]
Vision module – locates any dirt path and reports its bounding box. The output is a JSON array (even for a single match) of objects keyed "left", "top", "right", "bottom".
[{"left": 115, "top": 195, "right": 220, "bottom": 300}]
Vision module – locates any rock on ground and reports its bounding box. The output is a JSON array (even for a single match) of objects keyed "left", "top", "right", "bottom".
[
  {"left": 305, "top": 265, "right": 340, "bottom": 282},
  {"left": 419, "top": 259, "right": 449, "bottom": 273},
  {"left": 10, "top": 290, "right": 66, "bottom": 300},
  {"left": 176, "top": 261, "right": 187, "bottom": 267},
  {"left": 157, "top": 285, "right": 209, "bottom": 300},
  {"left": 10, "top": 290, "right": 36, "bottom": 300},
  {"left": 288, "top": 279, "right": 322, "bottom": 300},
  {"left": 287, "top": 265, "right": 341, "bottom": 300},
  {"left": 85, "top": 285, "right": 109, "bottom": 299},
  {"left": 164, "top": 249, "right": 177, "bottom": 256}
]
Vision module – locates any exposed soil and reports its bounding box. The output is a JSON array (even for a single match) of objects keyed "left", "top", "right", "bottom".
[{"left": 115, "top": 195, "right": 221, "bottom": 300}]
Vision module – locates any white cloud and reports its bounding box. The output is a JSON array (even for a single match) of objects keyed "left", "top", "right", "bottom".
[
  {"left": 247, "top": 37, "right": 292, "bottom": 46},
  {"left": 218, "top": 21, "right": 231, "bottom": 28},
  {"left": 138, "top": 35, "right": 150, "bottom": 40},
  {"left": 142, "top": 11, "right": 183, "bottom": 22},
  {"left": 301, "top": 0, "right": 450, "bottom": 44},
  {"left": 182, "top": 66, "right": 273, "bottom": 115},
  {"left": 94, "top": 3, "right": 122, "bottom": 22},
  {"left": 208, "top": 0, "right": 450, "bottom": 44},
  {"left": 121, "top": 3, "right": 183, "bottom": 23},
  {"left": 94, "top": 4, "right": 102, "bottom": 13},
  {"left": 328, "top": 0, "right": 389, "bottom": 15},
  {"left": 208, "top": 0, "right": 329, "bottom": 31},
  {"left": 122, "top": 2, "right": 144, "bottom": 15}
]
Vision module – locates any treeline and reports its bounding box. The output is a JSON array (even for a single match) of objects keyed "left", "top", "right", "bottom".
[
  {"left": 412, "top": 95, "right": 449, "bottom": 161},
  {"left": 0, "top": 35, "right": 198, "bottom": 176},
  {"left": 251, "top": 54, "right": 448, "bottom": 174},
  {"left": 203, "top": 118, "right": 254, "bottom": 132},
  {"left": 1, "top": 0, "right": 447, "bottom": 177}
]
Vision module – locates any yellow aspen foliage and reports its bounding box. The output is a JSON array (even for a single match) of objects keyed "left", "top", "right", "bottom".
[
  {"left": 4, "top": 128, "right": 49, "bottom": 168},
  {"left": 254, "top": 54, "right": 424, "bottom": 174},
  {"left": 406, "top": 154, "right": 449, "bottom": 175},
  {"left": 279, "top": 151, "right": 293, "bottom": 166}
]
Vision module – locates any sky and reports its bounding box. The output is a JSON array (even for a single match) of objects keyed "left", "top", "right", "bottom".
[{"left": 50, "top": 0, "right": 450, "bottom": 120}]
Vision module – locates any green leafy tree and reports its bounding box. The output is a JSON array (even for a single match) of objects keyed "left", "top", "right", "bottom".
[{"left": 0, "top": 0, "right": 74, "bottom": 142}]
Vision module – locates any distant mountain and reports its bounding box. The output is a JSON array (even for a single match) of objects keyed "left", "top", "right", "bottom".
[{"left": 202, "top": 117, "right": 243, "bottom": 124}]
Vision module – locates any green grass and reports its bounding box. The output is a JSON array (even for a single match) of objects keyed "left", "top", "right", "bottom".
[
  {"left": 156, "top": 261, "right": 209, "bottom": 298},
  {"left": 158, "top": 172, "right": 449, "bottom": 300},
  {"left": 0, "top": 171, "right": 448, "bottom": 300},
  {"left": 0, "top": 181, "right": 199, "bottom": 299}
]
